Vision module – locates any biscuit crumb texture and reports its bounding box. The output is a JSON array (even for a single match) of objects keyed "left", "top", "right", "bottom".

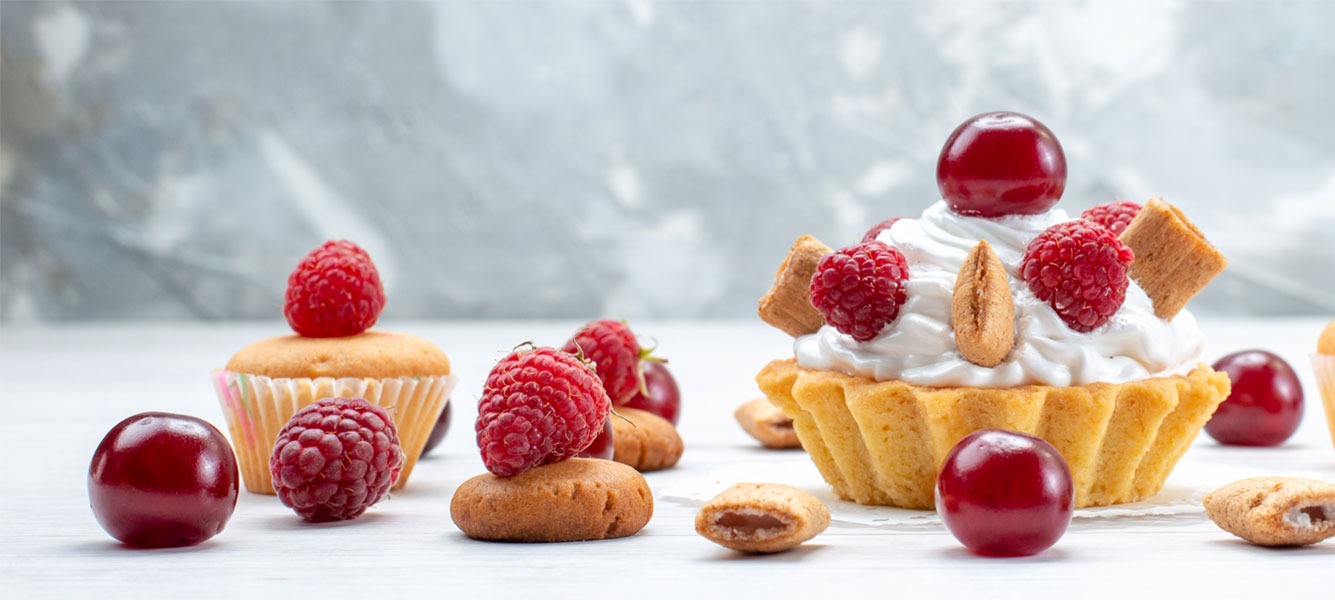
[
  {"left": 1203, "top": 476, "right": 1335, "bottom": 547},
  {"left": 1118, "top": 197, "right": 1226, "bottom": 320},
  {"left": 450, "top": 458, "right": 653, "bottom": 543},
  {"left": 695, "top": 482, "right": 830, "bottom": 553},
  {"left": 734, "top": 397, "right": 801, "bottom": 449},
  {"left": 611, "top": 407, "right": 684, "bottom": 472},
  {"left": 951, "top": 240, "right": 1015, "bottom": 368},
  {"left": 758, "top": 235, "right": 831, "bottom": 337}
]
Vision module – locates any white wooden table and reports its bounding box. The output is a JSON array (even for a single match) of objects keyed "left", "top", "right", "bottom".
[{"left": 3, "top": 318, "right": 1333, "bottom": 598}]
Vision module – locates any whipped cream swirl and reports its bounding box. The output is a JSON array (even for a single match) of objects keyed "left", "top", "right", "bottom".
[{"left": 794, "top": 201, "right": 1203, "bottom": 388}]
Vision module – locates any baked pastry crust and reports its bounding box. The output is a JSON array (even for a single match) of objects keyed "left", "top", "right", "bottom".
[
  {"left": 757, "top": 358, "right": 1230, "bottom": 509},
  {"left": 226, "top": 331, "right": 451, "bottom": 379}
]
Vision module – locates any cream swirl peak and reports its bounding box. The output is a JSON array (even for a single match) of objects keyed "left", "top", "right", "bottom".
[{"left": 794, "top": 201, "right": 1203, "bottom": 388}]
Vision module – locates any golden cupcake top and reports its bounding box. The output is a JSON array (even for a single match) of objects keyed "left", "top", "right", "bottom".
[
  {"left": 1319, "top": 320, "right": 1335, "bottom": 355},
  {"left": 226, "top": 331, "right": 451, "bottom": 379}
]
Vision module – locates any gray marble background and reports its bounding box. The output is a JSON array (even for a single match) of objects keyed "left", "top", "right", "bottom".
[{"left": 3, "top": 0, "right": 1334, "bottom": 322}]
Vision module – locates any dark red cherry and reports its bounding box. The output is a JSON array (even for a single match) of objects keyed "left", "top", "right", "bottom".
[
  {"left": 421, "top": 400, "right": 452, "bottom": 456},
  {"left": 88, "top": 412, "right": 239, "bottom": 548},
  {"left": 1206, "top": 350, "right": 1304, "bottom": 446},
  {"left": 937, "top": 112, "right": 1066, "bottom": 218},
  {"left": 935, "top": 429, "right": 1074, "bottom": 557},
  {"left": 623, "top": 360, "right": 681, "bottom": 425},
  {"left": 577, "top": 417, "right": 614, "bottom": 460}
]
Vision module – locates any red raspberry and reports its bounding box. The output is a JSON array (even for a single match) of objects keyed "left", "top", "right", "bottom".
[
  {"left": 270, "top": 397, "right": 403, "bottom": 522},
  {"left": 1019, "top": 220, "right": 1135, "bottom": 333},
  {"left": 284, "top": 240, "right": 386, "bottom": 338},
  {"left": 476, "top": 346, "right": 611, "bottom": 477},
  {"left": 561, "top": 319, "right": 646, "bottom": 405},
  {"left": 809, "top": 241, "right": 911, "bottom": 343},
  {"left": 1080, "top": 201, "right": 1142, "bottom": 236},
  {"left": 860, "top": 217, "right": 902, "bottom": 244}
]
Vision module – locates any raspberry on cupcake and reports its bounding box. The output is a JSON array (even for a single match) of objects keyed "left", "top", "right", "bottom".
[{"left": 284, "top": 240, "right": 387, "bottom": 338}]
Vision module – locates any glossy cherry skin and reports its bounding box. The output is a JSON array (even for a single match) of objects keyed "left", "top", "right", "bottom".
[
  {"left": 88, "top": 412, "right": 239, "bottom": 548},
  {"left": 937, "top": 112, "right": 1066, "bottom": 218},
  {"left": 935, "top": 429, "right": 1074, "bottom": 557},
  {"left": 576, "top": 417, "right": 614, "bottom": 460},
  {"left": 1206, "top": 350, "right": 1304, "bottom": 446},
  {"left": 421, "top": 400, "right": 452, "bottom": 456},
  {"left": 622, "top": 361, "right": 681, "bottom": 425}
]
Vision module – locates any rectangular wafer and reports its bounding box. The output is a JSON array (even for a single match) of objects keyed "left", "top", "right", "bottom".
[{"left": 758, "top": 235, "right": 831, "bottom": 337}]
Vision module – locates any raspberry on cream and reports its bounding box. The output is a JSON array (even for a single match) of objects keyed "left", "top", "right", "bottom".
[{"left": 794, "top": 201, "right": 1204, "bottom": 388}]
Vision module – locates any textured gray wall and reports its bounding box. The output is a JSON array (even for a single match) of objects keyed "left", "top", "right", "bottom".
[{"left": 3, "top": 0, "right": 1335, "bottom": 322}]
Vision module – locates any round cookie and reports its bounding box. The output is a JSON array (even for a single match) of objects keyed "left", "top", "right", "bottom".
[
  {"left": 226, "top": 331, "right": 450, "bottom": 379},
  {"left": 451, "top": 458, "right": 653, "bottom": 542},
  {"left": 611, "top": 407, "right": 684, "bottom": 472}
]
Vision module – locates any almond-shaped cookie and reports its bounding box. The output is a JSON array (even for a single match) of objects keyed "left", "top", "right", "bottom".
[
  {"left": 451, "top": 458, "right": 653, "bottom": 542},
  {"left": 951, "top": 240, "right": 1015, "bottom": 367}
]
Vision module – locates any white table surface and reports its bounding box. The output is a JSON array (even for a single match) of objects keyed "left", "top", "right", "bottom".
[{"left": 3, "top": 317, "right": 1333, "bottom": 599}]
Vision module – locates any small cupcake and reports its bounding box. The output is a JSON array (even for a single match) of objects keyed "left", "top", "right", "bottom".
[
  {"left": 213, "top": 240, "right": 456, "bottom": 494},
  {"left": 1310, "top": 320, "right": 1335, "bottom": 448},
  {"left": 215, "top": 332, "right": 455, "bottom": 494}
]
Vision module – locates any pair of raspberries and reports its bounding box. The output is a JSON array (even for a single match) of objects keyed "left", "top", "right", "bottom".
[
  {"left": 477, "top": 320, "right": 647, "bottom": 477},
  {"left": 817, "top": 201, "right": 1142, "bottom": 342}
]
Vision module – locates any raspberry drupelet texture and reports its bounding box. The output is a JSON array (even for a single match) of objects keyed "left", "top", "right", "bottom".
[
  {"left": 809, "top": 241, "right": 911, "bottom": 343},
  {"left": 860, "top": 217, "right": 902, "bottom": 244},
  {"left": 561, "top": 319, "right": 645, "bottom": 406},
  {"left": 1019, "top": 220, "right": 1135, "bottom": 333},
  {"left": 284, "top": 240, "right": 386, "bottom": 338},
  {"left": 270, "top": 397, "right": 403, "bottom": 522},
  {"left": 476, "top": 346, "right": 612, "bottom": 477},
  {"left": 1080, "top": 201, "right": 1143, "bottom": 236}
]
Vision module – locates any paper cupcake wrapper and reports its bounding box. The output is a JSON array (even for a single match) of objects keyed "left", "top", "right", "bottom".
[
  {"left": 757, "top": 358, "right": 1230, "bottom": 509},
  {"left": 1308, "top": 354, "right": 1335, "bottom": 448},
  {"left": 212, "top": 370, "right": 458, "bottom": 495}
]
